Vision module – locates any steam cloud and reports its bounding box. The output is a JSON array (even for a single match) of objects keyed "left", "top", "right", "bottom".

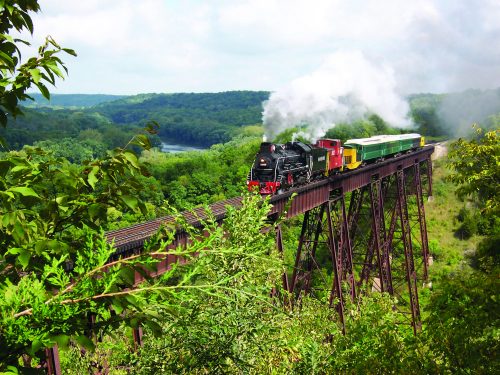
[
  {"left": 262, "top": 50, "right": 411, "bottom": 142},
  {"left": 437, "top": 89, "right": 500, "bottom": 137}
]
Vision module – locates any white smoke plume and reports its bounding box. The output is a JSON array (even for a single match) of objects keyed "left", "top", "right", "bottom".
[{"left": 262, "top": 50, "right": 411, "bottom": 141}]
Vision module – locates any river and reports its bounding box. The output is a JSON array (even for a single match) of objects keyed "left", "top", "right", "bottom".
[{"left": 160, "top": 142, "right": 206, "bottom": 153}]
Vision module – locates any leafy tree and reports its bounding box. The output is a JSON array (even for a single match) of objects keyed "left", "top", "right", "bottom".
[
  {"left": 0, "top": 132, "right": 162, "bottom": 367},
  {"left": 32, "top": 138, "right": 107, "bottom": 163},
  {"left": 424, "top": 269, "right": 499, "bottom": 374},
  {"left": 0, "top": 3, "right": 176, "bottom": 370},
  {"left": 0, "top": 0, "right": 76, "bottom": 131},
  {"left": 448, "top": 126, "right": 500, "bottom": 216},
  {"left": 131, "top": 194, "right": 282, "bottom": 374}
]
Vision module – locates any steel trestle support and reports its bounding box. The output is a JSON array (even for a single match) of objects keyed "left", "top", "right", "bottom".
[
  {"left": 369, "top": 179, "right": 394, "bottom": 294},
  {"left": 325, "top": 202, "right": 346, "bottom": 334},
  {"left": 283, "top": 166, "right": 429, "bottom": 335},
  {"left": 276, "top": 225, "right": 291, "bottom": 292},
  {"left": 289, "top": 206, "right": 326, "bottom": 296},
  {"left": 396, "top": 169, "right": 422, "bottom": 334},
  {"left": 339, "top": 196, "right": 356, "bottom": 301},
  {"left": 414, "top": 163, "right": 430, "bottom": 281}
]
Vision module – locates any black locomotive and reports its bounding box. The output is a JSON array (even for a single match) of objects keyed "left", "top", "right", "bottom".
[{"left": 248, "top": 139, "right": 342, "bottom": 194}]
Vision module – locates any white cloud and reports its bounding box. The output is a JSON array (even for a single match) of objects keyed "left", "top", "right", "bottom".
[{"left": 12, "top": 0, "right": 498, "bottom": 94}]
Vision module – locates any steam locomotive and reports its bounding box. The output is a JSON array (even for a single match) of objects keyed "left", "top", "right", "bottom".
[{"left": 247, "top": 134, "right": 424, "bottom": 194}]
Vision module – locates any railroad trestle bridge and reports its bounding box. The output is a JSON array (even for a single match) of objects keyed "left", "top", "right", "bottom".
[{"left": 107, "top": 145, "right": 434, "bottom": 334}]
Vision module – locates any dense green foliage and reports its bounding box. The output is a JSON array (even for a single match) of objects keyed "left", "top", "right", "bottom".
[
  {"left": 141, "top": 136, "right": 261, "bottom": 209},
  {"left": 0, "top": 107, "right": 161, "bottom": 151},
  {"left": 1, "top": 91, "right": 267, "bottom": 151},
  {"left": 94, "top": 91, "right": 269, "bottom": 146},
  {"left": 0, "top": 123, "right": 176, "bottom": 368},
  {"left": 425, "top": 269, "right": 499, "bottom": 373},
  {"left": 448, "top": 127, "right": 500, "bottom": 216}
]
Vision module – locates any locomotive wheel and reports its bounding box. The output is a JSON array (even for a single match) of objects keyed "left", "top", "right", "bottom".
[{"left": 287, "top": 173, "right": 294, "bottom": 186}]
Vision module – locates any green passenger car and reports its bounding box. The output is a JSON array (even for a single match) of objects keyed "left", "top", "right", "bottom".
[{"left": 343, "top": 134, "right": 423, "bottom": 169}]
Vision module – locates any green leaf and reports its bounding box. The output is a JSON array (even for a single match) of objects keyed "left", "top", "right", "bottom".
[
  {"left": 88, "top": 203, "right": 106, "bottom": 219},
  {"left": 0, "top": 134, "right": 8, "bottom": 150},
  {"left": 45, "top": 61, "right": 64, "bottom": 78},
  {"left": 87, "top": 166, "right": 99, "bottom": 189},
  {"left": 111, "top": 300, "right": 124, "bottom": 314},
  {"left": 18, "top": 248, "right": 31, "bottom": 269},
  {"left": 29, "top": 68, "right": 41, "bottom": 83},
  {"left": 62, "top": 48, "right": 77, "bottom": 56},
  {"left": 134, "top": 134, "right": 151, "bottom": 150},
  {"left": 145, "top": 121, "right": 160, "bottom": 134},
  {"left": 119, "top": 267, "right": 136, "bottom": 285},
  {"left": 35, "top": 82, "right": 50, "bottom": 100},
  {"left": 0, "top": 50, "right": 15, "bottom": 69},
  {"left": 121, "top": 195, "right": 138, "bottom": 210},
  {"left": 144, "top": 320, "right": 163, "bottom": 335},
  {"left": 12, "top": 221, "right": 27, "bottom": 245},
  {"left": 0, "top": 159, "right": 11, "bottom": 176},
  {"left": 5, "top": 365, "right": 20, "bottom": 374},
  {"left": 30, "top": 339, "right": 44, "bottom": 354},
  {"left": 0, "top": 190, "right": 14, "bottom": 200},
  {"left": 8, "top": 186, "right": 39, "bottom": 197}
]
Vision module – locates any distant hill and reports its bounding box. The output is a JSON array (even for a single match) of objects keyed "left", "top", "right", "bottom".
[
  {"left": 22, "top": 93, "right": 127, "bottom": 108},
  {"left": 93, "top": 91, "right": 270, "bottom": 146},
  {"left": 4, "top": 91, "right": 270, "bottom": 149}
]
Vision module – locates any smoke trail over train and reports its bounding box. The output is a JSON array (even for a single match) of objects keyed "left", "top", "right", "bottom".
[{"left": 262, "top": 50, "right": 411, "bottom": 142}]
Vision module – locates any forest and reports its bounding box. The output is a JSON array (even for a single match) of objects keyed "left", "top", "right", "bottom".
[
  {"left": 0, "top": 1, "right": 499, "bottom": 374},
  {"left": 2, "top": 87, "right": 498, "bottom": 151}
]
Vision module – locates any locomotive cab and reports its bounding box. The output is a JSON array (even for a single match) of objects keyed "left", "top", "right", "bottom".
[{"left": 248, "top": 142, "right": 281, "bottom": 193}]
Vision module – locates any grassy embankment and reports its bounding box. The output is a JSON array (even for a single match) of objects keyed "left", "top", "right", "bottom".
[{"left": 425, "top": 156, "right": 481, "bottom": 279}]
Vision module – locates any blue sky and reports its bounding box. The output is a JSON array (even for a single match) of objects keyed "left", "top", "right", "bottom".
[{"left": 24, "top": 0, "right": 500, "bottom": 95}]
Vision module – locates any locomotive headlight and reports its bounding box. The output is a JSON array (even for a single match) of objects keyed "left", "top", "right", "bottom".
[{"left": 259, "top": 158, "right": 268, "bottom": 167}]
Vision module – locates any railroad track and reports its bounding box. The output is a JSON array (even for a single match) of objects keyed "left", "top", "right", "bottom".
[{"left": 105, "top": 196, "right": 243, "bottom": 255}]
